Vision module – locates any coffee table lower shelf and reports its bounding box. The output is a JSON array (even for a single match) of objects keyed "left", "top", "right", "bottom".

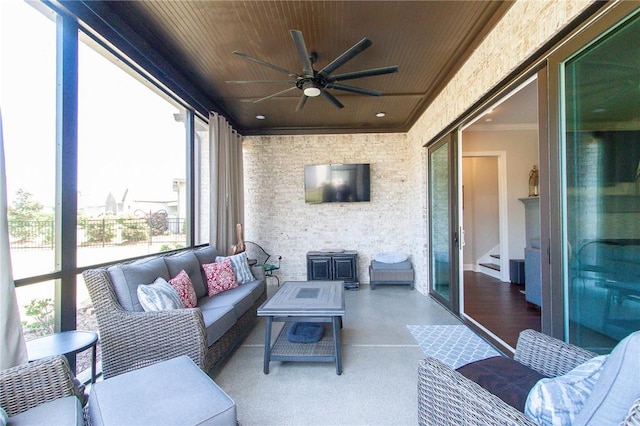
[{"left": 270, "top": 323, "right": 335, "bottom": 361}]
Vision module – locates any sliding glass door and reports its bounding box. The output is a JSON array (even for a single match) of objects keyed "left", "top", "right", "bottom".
[
  {"left": 428, "top": 132, "right": 459, "bottom": 313},
  {"left": 555, "top": 6, "right": 640, "bottom": 353}
]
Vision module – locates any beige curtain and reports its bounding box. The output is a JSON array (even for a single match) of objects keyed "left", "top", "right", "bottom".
[
  {"left": 0, "top": 109, "right": 28, "bottom": 369},
  {"left": 209, "top": 112, "right": 244, "bottom": 255}
]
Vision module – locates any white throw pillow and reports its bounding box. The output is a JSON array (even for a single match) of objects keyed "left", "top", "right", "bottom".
[
  {"left": 215, "top": 252, "right": 255, "bottom": 284},
  {"left": 137, "top": 277, "right": 184, "bottom": 311},
  {"left": 524, "top": 355, "right": 608, "bottom": 425}
]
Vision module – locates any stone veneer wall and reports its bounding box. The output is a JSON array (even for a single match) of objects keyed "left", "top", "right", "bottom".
[
  {"left": 243, "top": 133, "right": 416, "bottom": 286},
  {"left": 242, "top": 0, "right": 594, "bottom": 294}
]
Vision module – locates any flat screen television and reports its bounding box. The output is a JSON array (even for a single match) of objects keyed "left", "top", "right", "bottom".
[{"left": 304, "top": 163, "right": 371, "bottom": 203}]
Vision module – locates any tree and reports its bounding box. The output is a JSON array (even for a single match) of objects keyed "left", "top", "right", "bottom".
[
  {"left": 7, "top": 189, "right": 46, "bottom": 242},
  {"left": 8, "top": 189, "right": 43, "bottom": 221},
  {"left": 21, "top": 298, "right": 55, "bottom": 338}
]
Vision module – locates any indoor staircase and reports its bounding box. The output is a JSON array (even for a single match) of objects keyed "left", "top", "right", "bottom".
[{"left": 479, "top": 254, "right": 501, "bottom": 272}]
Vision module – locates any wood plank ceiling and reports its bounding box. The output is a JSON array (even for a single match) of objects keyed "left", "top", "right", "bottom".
[{"left": 81, "top": 1, "right": 512, "bottom": 135}]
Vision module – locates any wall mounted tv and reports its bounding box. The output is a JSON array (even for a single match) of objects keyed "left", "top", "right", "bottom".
[{"left": 304, "top": 163, "right": 371, "bottom": 203}]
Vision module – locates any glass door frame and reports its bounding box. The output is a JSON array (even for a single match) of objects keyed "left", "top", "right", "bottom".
[
  {"left": 427, "top": 132, "right": 460, "bottom": 314},
  {"left": 546, "top": 1, "right": 640, "bottom": 342}
]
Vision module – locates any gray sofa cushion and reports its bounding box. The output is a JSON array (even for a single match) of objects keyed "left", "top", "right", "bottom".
[
  {"left": 242, "top": 280, "right": 266, "bottom": 304},
  {"left": 199, "top": 285, "right": 255, "bottom": 319},
  {"left": 8, "top": 396, "right": 83, "bottom": 426},
  {"left": 89, "top": 355, "right": 236, "bottom": 426},
  {"left": 198, "top": 306, "right": 237, "bottom": 346},
  {"left": 194, "top": 246, "right": 219, "bottom": 288},
  {"left": 193, "top": 246, "right": 219, "bottom": 264},
  {"left": 108, "top": 257, "right": 170, "bottom": 312},
  {"left": 164, "top": 251, "right": 208, "bottom": 298}
]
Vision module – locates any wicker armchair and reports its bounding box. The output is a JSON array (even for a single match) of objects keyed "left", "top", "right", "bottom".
[
  {"left": 0, "top": 355, "right": 84, "bottom": 418},
  {"left": 418, "top": 329, "right": 599, "bottom": 426}
]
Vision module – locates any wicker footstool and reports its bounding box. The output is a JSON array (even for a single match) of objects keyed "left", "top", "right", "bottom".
[{"left": 369, "top": 259, "right": 414, "bottom": 290}]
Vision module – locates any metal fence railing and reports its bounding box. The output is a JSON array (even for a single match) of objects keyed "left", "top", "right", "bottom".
[{"left": 9, "top": 217, "right": 186, "bottom": 250}]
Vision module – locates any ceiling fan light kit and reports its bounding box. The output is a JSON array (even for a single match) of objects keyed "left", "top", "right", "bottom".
[
  {"left": 302, "top": 81, "right": 321, "bottom": 97},
  {"left": 231, "top": 29, "right": 398, "bottom": 111}
]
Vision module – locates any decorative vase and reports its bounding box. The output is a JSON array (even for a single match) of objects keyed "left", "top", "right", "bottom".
[{"left": 529, "top": 165, "right": 539, "bottom": 197}]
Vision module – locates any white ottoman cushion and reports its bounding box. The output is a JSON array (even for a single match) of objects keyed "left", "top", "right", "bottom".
[{"left": 374, "top": 252, "right": 408, "bottom": 264}]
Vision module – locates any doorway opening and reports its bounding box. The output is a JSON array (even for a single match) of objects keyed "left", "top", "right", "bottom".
[{"left": 458, "top": 76, "right": 542, "bottom": 351}]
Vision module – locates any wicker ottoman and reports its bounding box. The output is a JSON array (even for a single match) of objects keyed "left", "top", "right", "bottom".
[
  {"left": 88, "top": 355, "right": 236, "bottom": 425},
  {"left": 369, "top": 259, "right": 414, "bottom": 290}
]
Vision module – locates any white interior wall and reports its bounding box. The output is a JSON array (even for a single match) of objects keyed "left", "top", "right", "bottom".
[
  {"left": 462, "top": 129, "right": 539, "bottom": 260},
  {"left": 463, "top": 157, "right": 500, "bottom": 268}
]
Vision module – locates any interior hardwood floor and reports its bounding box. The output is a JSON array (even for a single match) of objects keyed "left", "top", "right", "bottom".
[{"left": 463, "top": 270, "right": 541, "bottom": 352}]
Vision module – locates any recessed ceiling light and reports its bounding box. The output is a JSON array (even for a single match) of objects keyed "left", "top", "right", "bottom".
[
  {"left": 485, "top": 118, "right": 493, "bottom": 122},
  {"left": 375, "top": 112, "right": 386, "bottom": 118},
  {"left": 256, "top": 114, "right": 266, "bottom": 120}
]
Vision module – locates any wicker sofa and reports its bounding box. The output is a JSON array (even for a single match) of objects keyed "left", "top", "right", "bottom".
[
  {"left": 418, "top": 329, "right": 640, "bottom": 426},
  {"left": 83, "top": 246, "right": 266, "bottom": 378},
  {"left": 0, "top": 355, "right": 85, "bottom": 425}
]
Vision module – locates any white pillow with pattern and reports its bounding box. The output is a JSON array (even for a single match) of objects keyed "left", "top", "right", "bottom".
[
  {"left": 524, "top": 355, "right": 608, "bottom": 425},
  {"left": 215, "top": 252, "right": 255, "bottom": 284},
  {"left": 137, "top": 277, "right": 184, "bottom": 311}
]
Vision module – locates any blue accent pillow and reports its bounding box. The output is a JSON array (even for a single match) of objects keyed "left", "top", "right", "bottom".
[
  {"left": 525, "top": 355, "right": 607, "bottom": 425},
  {"left": 215, "top": 252, "right": 255, "bottom": 284}
]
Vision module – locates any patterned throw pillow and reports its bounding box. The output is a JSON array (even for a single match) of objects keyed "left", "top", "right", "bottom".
[
  {"left": 524, "top": 355, "right": 608, "bottom": 426},
  {"left": 203, "top": 258, "right": 239, "bottom": 296},
  {"left": 215, "top": 252, "right": 255, "bottom": 284},
  {"left": 168, "top": 269, "right": 198, "bottom": 308},
  {"left": 137, "top": 277, "right": 184, "bottom": 312}
]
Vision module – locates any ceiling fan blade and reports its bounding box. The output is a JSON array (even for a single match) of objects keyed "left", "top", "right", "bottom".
[
  {"left": 318, "top": 37, "right": 373, "bottom": 78},
  {"left": 321, "top": 90, "right": 344, "bottom": 109},
  {"left": 226, "top": 80, "right": 295, "bottom": 84},
  {"left": 252, "top": 86, "right": 298, "bottom": 104},
  {"left": 327, "top": 66, "right": 399, "bottom": 82},
  {"left": 296, "top": 94, "right": 308, "bottom": 112},
  {"left": 290, "top": 30, "right": 314, "bottom": 77},
  {"left": 232, "top": 51, "right": 298, "bottom": 77},
  {"left": 327, "top": 83, "right": 381, "bottom": 96}
]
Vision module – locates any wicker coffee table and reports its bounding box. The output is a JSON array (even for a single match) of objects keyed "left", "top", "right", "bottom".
[{"left": 257, "top": 280, "right": 345, "bottom": 375}]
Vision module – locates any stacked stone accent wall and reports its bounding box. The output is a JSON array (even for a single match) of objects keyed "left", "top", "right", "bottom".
[{"left": 243, "top": 133, "right": 416, "bottom": 286}]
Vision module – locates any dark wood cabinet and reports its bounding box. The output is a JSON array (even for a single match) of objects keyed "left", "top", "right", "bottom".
[{"left": 307, "top": 251, "right": 358, "bottom": 288}]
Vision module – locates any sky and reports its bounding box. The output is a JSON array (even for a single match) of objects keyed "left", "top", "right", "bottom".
[{"left": 1, "top": 0, "right": 187, "bottom": 211}]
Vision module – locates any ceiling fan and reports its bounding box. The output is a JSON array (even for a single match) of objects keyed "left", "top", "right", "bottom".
[{"left": 228, "top": 30, "right": 398, "bottom": 111}]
